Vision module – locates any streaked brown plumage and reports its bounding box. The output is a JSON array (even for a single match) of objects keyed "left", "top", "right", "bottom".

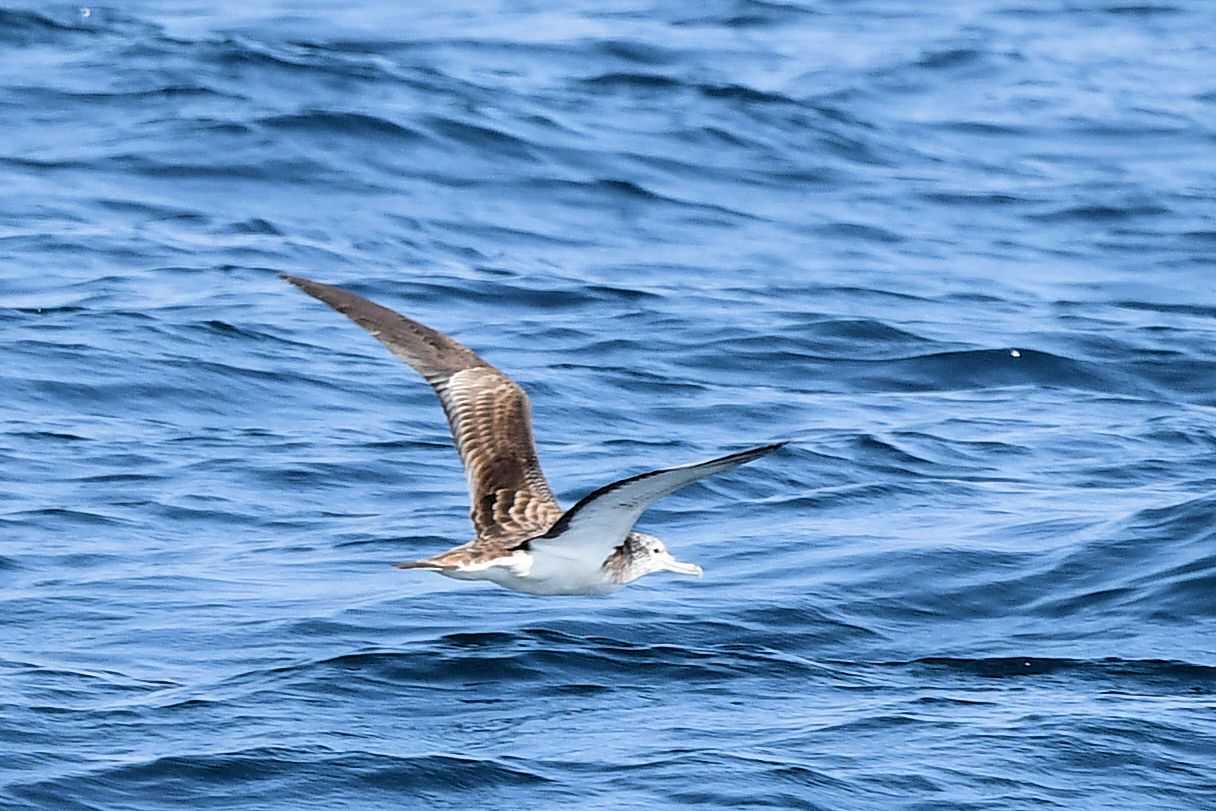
[{"left": 283, "top": 275, "right": 561, "bottom": 554}]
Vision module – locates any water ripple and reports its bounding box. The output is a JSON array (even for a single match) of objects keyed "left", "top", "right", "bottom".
[{"left": 3, "top": 0, "right": 1215, "bottom": 808}]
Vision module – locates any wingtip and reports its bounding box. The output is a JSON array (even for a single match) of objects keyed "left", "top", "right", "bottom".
[
  {"left": 742, "top": 440, "right": 788, "bottom": 458},
  {"left": 717, "top": 441, "right": 787, "bottom": 468},
  {"left": 281, "top": 274, "right": 355, "bottom": 309},
  {"left": 280, "top": 273, "right": 313, "bottom": 290}
]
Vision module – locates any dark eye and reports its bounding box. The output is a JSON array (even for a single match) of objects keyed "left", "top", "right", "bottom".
[{"left": 652, "top": 547, "right": 661, "bottom": 553}]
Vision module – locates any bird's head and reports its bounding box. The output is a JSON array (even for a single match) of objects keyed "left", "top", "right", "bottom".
[{"left": 626, "top": 532, "right": 702, "bottom": 581}]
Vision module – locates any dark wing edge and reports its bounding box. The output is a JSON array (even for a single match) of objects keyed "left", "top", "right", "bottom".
[{"left": 521, "top": 441, "right": 787, "bottom": 553}]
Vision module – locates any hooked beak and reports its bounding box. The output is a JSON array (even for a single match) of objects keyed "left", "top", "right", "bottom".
[{"left": 662, "top": 556, "right": 703, "bottom": 577}]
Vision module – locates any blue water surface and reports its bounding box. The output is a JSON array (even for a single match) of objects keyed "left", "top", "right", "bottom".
[{"left": 2, "top": 1, "right": 1215, "bottom": 808}]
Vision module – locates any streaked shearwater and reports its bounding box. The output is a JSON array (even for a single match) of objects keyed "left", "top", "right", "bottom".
[{"left": 283, "top": 275, "right": 783, "bottom": 596}]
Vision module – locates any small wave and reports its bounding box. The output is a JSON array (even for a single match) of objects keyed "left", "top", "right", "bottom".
[
  {"left": 259, "top": 111, "right": 424, "bottom": 142},
  {"left": 877, "top": 348, "right": 1115, "bottom": 394},
  {"left": 592, "top": 39, "right": 678, "bottom": 65},
  {"left": 1028, "top": 204, "right": 1171, "bottom": 223},
  {"left": 2, "top": 508, "right": 132, "bottom": 528},
  {"left": 6, "top": 429, "right": 89, "bottom": 441},
  {"left": 1103, "top": 4, "right": 1184, "bottom": 16},
  {"left": 904, "top": 656, "right": 1216, "bottom": 688},
  {"left": 1003, "top": 494, "right": 1216, "bottom": 621},
  {"left": 205, "top": 36, "right": 391, "bottom": 81},
  {"left": 817, "top": 221, "right": 905, "bottom": 244},
  {"left": 916, "top": 47, "right": 986, "bottom": 70},
  {"left": 928, "top": 120, "right": 1032, "bottom": 136},
  {"left": 920, "top": 191, "right": 1029, "bottom": 207},
  {"left": 510, "top": 176, "right": 757, "bottom": 220},
  {"left": 15, "top": 84, "right": 228, "bottom": 103},
  {"left": 823, "top": 321, "right": 925, "bottom": 345},
  {"left": 0, "top": 10, "right": 94, "bottom": 43},
  {"left": 702, "top": 83, "right": 801, "bottom": 105},
  {"left": 1126, "top": 358, "right": 1216, "bottom": 408},
  {"left": 679, "top": 0, "right": 821, "bottom": 27},
  {"left": 581, "top": 71, "right": 684, "bottom": 91},
  {"left": 103, "top": 153, "right": 346, "bottom": 185},
  {"left": 423, "top": 115, "right": 536, "bottom": 159},
  {"left": 223, "top": 218, "right": 281, "bottom": 235},
  {"left": 580, "top": 73, "right": 802, "bottom": 107},
  {"left": 1114, "top": 300, "right": 1216, "bottom": 319},
  {"left": 69, "top": 473, "right": 164, "bottom": 484},
  {"left": 9, "top": 749, "right": 548, "bottom": 809},
  {"left": 692, "top": 344, "right": 1124, "bottom": 397},
  {"left": 219, "top": 625, "right": 862, "bottom": 696},
  {"left": 1124, "top": 494, "right": 1216, "bottom": 544}
]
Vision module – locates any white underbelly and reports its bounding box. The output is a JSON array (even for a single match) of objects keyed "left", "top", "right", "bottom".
[{"left": 440, "top": 552, "right": 622, "bottom": 596}]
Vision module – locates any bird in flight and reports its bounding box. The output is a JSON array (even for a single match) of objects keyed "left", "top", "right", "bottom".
[{"left": 283, "top": 275, "right": 783, "bottom": 595}]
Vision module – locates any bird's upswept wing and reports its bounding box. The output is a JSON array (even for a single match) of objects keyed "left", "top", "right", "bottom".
[
  {"left": 283, "top": 275, "right": 562, "bottom": 542},
  {"left": 524, "top": 442, "right": 785, "bottom": 560}
]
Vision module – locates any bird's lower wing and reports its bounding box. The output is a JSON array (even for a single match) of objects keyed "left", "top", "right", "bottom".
[{"left": 525, "top": 442, "right": 785, "bottom": 561}]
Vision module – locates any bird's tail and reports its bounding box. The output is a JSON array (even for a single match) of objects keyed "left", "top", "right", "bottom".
[
  {"left": 391, "top": 558, "right": 449, "bottom": 570},
  {"left": 393, "top": 545, "right": 480, "bottom": 572}
]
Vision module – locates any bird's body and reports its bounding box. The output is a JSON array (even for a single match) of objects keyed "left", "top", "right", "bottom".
[
  {"left": 422, "top": 545, "right": 612, "bottom": 597},
  {"left": 405, "top": 531, "right": 691, "bottom": 596},
  {"left": 283, "top": 275, "right": 782, "bottom": 596}
]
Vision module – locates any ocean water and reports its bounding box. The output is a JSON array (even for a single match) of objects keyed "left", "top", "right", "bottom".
[{"left": 2, "top": 1, "right": 1215, "bottom": 808}]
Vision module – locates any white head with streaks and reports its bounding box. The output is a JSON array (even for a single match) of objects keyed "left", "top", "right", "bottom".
[{"left": 613, "top": 531, "right": 703, "bottom": 584}]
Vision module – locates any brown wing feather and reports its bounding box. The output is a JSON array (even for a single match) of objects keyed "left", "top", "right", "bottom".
[{"left": 282, "top": 275, "right": 562, "bottom": 541}]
